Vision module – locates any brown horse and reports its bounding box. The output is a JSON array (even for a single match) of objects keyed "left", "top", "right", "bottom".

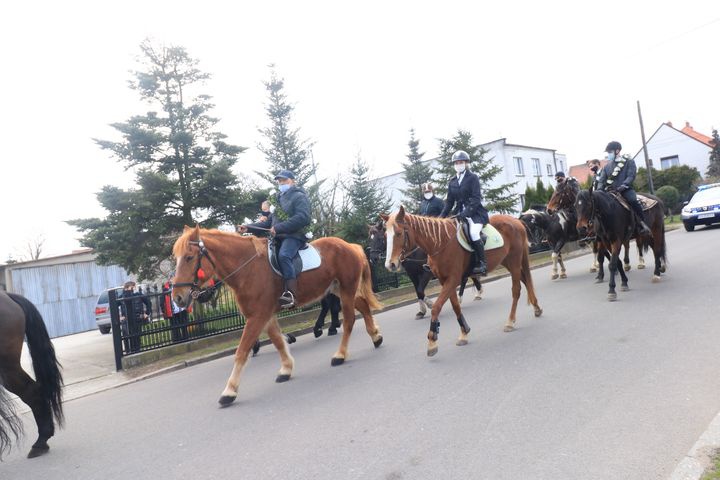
[
  {"left": 382, "top": 207, "right": 542, "bottom": 356},
  {"left": 0, "top": 291, "right": 64, "bottom": 459},
  {"left": 171, "top": 226, "right": 383, "bottom": 406}
]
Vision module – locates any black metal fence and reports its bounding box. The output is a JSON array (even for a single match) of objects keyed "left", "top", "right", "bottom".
[{"left": 108, "top": 264, "right": 409, "bottom": 370}]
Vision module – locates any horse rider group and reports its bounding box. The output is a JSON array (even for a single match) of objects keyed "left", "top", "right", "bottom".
[{"left": 236, "top": 139, "right": 648, "bottom": 309}]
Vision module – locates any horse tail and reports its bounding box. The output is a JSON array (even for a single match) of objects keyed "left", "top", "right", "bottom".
[
  {"left": 355, "top": 246, "right": 383, "bottom": 311},
  {"left": 0, "top": 383, "right": 22, "bottom": 459},
  {"left": 519, "top": 229, "right": 538, "bottom": 306},
  {"left": 8, "top": 293, "right": 64, "bottom": 427}
]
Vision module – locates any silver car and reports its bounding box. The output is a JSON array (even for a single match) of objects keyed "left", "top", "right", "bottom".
[
  {"left": 94, "top": 284, "right": 153, "bottom": 334},
  {"left": 681, "top": 183, "right": 720, "bottom": 232}
]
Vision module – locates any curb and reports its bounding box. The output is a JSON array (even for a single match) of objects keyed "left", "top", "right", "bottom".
[{"left": 669, "top": 410, "right": 720, "bottom": 479}]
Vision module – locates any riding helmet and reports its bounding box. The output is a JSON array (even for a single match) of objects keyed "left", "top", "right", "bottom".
[
  {"left": 451, "top": 150, "right": 471, "bottom": 163},
  {"left": 605, "top": 141, "right": 622, "bottom": 152}
]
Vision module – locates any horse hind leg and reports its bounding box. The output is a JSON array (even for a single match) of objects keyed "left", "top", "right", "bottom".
[
  {"left": 472, "top": 277, "right": 483, "bottom": 300},
  {"left": 332, "top": 290, "right": 361, "bottom": 366},
  {"left": 266, "top": 316, "right": 295, "bottom": 383},
  {"left": 551, "top": 251, "right": 560, "bottom": 280},
  {"left": 3, "top": 367, "right": 54, "bottom": 458},
  {"left": 558, "top": 253, "right": 567, "bottom": 279},
  {"left": 353, "top": 295, "right": 383, "bottom": 349}
]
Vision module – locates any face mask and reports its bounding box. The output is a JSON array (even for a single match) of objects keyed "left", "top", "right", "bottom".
[
  {"left": 454, "top": 163, "right": 466, "bottom": 174},
  {"left": 607, "top": 152, "right": 616, "bottom": 161},
  {"left": 278, "top": 184, "right": 291, "bottom": 193},
  {"left": 423, "top": 193, "right": 433, "bottom": 200},
  {"left": 261, "top": 211, "right": 271, "bottom": 217}
]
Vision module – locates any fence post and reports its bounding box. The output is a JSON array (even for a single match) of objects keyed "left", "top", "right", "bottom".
[{"left": 109, "top": 288, "right": 123, "bottom": 371}]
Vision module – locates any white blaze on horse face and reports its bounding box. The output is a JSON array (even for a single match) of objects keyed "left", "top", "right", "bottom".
[{"left": 385, "top": 224, "right": 395, "bottom": 270}]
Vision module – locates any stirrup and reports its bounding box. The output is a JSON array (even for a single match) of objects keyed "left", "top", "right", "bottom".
[
  {"left": 471, "top": 262, "right": 488, "bottom": 277},
  {"left": 278, "top": 290, "right": 296, "bottom": 309}
]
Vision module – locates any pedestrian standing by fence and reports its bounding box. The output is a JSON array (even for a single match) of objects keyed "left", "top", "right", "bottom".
[
  {"left": 119, "top": 281, "right": 151, "bottom": 353},
  {"left": 163, "top": 280, "right": 191, "bottom": 342}
]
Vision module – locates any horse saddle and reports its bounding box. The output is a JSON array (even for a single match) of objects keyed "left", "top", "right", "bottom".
[
  {"left": 610, "top": 192, "right": 658, "bottom": 212},
  {"left": 456, "top": 221, "right": 504, "bottom": 253},
  {"left": 267, "top": 241, "right": 322, "bottom": 276}
]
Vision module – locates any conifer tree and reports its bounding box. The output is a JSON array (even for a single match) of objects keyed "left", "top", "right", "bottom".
[
  {"left": 707, "top": 129, "right": 720, "bottom": 180},
  {"left": 400, "top": 129, "right": 434, "bottom": 212}
]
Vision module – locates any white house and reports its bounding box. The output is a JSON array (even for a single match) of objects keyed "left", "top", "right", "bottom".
[
  {"left": 376, "top": 137, "right": 567, "bottom": 213},
  {"left": 633, "top": 121, "right": 715, "bottom": 174}
]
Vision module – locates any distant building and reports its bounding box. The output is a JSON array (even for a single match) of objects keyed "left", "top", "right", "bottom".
[
  {"left": 568, "top": 160, "right": 608, "bottom": 185},
  {"left": 376, "top": 138, "right": 567, "bottom": 212},
  {"left": 633, "top": 121, "right": 715, "bottom": 174},
  {"left": 0, "top": 250, "right": 131, "bottom": 337}
]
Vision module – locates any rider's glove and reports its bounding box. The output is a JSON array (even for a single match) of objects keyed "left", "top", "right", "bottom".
[{"left": 616, "top": 185, "right": 628, "bottom": 193}]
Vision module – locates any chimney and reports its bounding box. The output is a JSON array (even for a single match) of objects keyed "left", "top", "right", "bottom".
[
  {"left": 685, "top": 121, "right": 692, "bottom": 129},
  {"left": 666, "top": 121, "right": 673, "bottom": 127}
]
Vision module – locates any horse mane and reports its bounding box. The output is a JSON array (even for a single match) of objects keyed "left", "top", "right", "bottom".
[{"left": 172, "top": 227, "right": 254, "bottom": 257}]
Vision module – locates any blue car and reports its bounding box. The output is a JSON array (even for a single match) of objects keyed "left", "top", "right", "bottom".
[{"left": 681, "top": 183, "right": 720, "bottom": 232}]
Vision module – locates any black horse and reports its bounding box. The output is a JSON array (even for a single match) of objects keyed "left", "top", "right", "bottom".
[
  {"left": 575, "top": 187, "right": 667, "bottom": 300},
  {"left": 520, "top": 208, "right": 578, "bottom": 280},
  {"left": 0, "top": 291, "right": 64, "bottom": 459},
  {"left": 367, "top": 221, "right": 482, "bottom": 318}
]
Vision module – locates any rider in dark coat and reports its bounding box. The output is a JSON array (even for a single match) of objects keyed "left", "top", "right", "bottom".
[
  {"left": 440, "top": 150, "right": 490, "bottom": 275},
  {"left": 596, "top": 141, "right": 651, "bottom": 236},
  {"left": 239, "top": 170, "right": 312, "bottom": 308},
  {"left": 419, "top": 183, "right": 445, "bottom": 217}
]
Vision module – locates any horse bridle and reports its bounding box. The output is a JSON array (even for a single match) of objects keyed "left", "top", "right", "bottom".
[{"left": 172, "top": 237, "right": 258, "bottom": 299}]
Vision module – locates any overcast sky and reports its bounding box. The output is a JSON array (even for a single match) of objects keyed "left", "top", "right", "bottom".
[{"left": 2, "top": 0, "right": 719, "bottom": 261}]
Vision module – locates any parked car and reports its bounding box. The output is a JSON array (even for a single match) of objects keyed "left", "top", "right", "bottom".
[
  {"left": 94, "top": 284, "right": 154, "bottom": 334},
  {"left": 681, "top": 183, "right": 720, "bottom": 232}
]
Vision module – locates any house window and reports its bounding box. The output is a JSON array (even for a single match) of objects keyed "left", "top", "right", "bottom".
[
  {"left": 514, "top": 157, "right": 524, "bottom": 175},
  {"left": 546, "top": 164, "right": 553, "bottom": 176},
  {"left": 660, "top": 155, "right": 679, "bottom": 169},
  {"left": 519, "top": 193, "right": 526, "bottom": 210},
  {"left": 532, "top": 158, "right": 541, "bottom": 176},
  {"left": 559, "top": 160, "right": 565, "bottom": 172}
]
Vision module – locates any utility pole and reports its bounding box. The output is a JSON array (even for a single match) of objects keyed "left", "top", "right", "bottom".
[{"left": 637, "top": 100, "right": 655, "bottom": 194}]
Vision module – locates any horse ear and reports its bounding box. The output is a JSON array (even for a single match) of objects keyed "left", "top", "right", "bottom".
[
  {"left": 183, "top": 225, "right": 192, "bottom": 232},
  {"left": 397, "top": 205, "right": 406, "bottom": 221},
  {"left": 379, "top": 213, "right": 389, "bottom": 222}
]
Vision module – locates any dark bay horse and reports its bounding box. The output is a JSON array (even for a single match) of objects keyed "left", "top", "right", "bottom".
[
  {"left": 575, "top": 188, "right": 667, "bottom": 300},
  {"left": 171, "top": 226, "right": 383, "bottom": 405},
  {"left": 0, "top": 291, "right": 64, "bottom": 458},
  {"left": 520, "top": 208, "right": 578, "bottom": 280},
  {"left": 382, "top": 207, "right": 542, "bottom": 356},
  {"left": 367, "top": 222, "right": 483, "bottom": 319}
]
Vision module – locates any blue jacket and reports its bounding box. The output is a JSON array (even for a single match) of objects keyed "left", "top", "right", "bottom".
[
  {"left": 440, "top": 170, "right": 490, "bottom": 224},
  {"left": 597, "top": 155, "right": 638, "bottom": 192},
  {"left": 419, "top": 195, "right": 445, "bottom": 217},
  {"left": 247, "top": 185, "right": 311, "bottom": 241}
]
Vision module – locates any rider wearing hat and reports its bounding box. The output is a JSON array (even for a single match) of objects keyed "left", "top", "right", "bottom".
[
  {"left": 596, "top": 141, "right": 651, "bottom": 236},
  {"left": 440, "top": 150, "right": 490, "bottom": 276},
  {"left": 238, "top": 169, "right": 311, "bottom": 308}
]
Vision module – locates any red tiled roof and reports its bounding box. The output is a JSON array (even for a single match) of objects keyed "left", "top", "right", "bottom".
[
  {"left": 568, "top": 159, "right": 608, "bottom": 183},
  {"left": 679, "top": 121, "right": 714, "bottom": 147}
]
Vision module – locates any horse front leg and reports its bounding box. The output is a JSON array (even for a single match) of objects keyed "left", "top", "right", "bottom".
[
  {"left": 595, "top": 249, "right": 607, "bottom": 283},
  {"left": 447, "top": 289, "right": 471, "bottom": 346},
  {"left": 266, "top": 316, "right": 295, "bottom": 383},
  {"left": 623, "top": 240, "right": 632, "bottom": 271},
  {"left": 505, "top": 267, "right": 522, "bottom": 332},
  {"left": 427, "top": 283, "right": 454, "bottom": 357},
  {"left": 556, "top": 239, "right": 567, "bottom": 279},
  {"left": 219, "top": 316, "right": 267, "bottom": 405},
  {"left": 607, "top": 243, "right": 622, "bottom": 301}
]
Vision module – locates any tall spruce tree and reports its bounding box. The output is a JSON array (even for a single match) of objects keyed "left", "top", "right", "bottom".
[
  {"left": 337, "top": 155, "right": 393, "bottom": 245},
  {"left": 257, "top": 66, "right": 314, "bottom": 187},
  {"left": 707, "top": 129, "right": 720, "bottom": 180},
  {"left": 400, "top": 129, "right": 433, "bottom": 212},
  {"left": 68, "top": 40, "right": 247, "bottom": 280},
  {"left": 435, "top": 130, "right": 518, "bottom": 213}
]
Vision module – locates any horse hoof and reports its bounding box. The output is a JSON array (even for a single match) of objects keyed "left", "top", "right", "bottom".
[
  {"left": 590, "top": 267, "right": 598, "bottom": 273},
  {"left": 218, "top": 395, "right": 236, "bottom": 406},
  {"left": 473, "top": 294, "right": 482, "bottom": 301},
  {"left": 624, "top": 265, "right": 631, "bottom": 272},
  {"left": 313, "top": 329, "right": 323, "bottom": 338},
  {"left": 595, "top": 278, "right": 604, "bottom": 284},
  {"left": 456, "top": 339, "right": 468, "bottom": 346},
  {"left": 607, "top": 293, "right": 617, "bottom": 302},
  {"left": 27, "top": 446, "right": 49, "bottom": 458},
  {"left": 503, "top": 325, "right": 515, "bottom": 332},
  {"left": 328, "top": 329, "right": 338, "bottom": 336},
  {"left": 373, "top": 336, "right": 383, "bottom": 348},
  {"left": 638, "top": 264, "right": 646, "bottom": 270},
  {"left": 534, "top": 308, "right": 543, "bottom": 317},
  {"left": 415, "top": 312, "right": 425, "bottom": 319},
  {"left": 331, "top": 357, "right": 345, "bottom": 366},
  {"left": 551, "top": 274, "right": 559, "bottom": 280},
  {"left": 620, "top": 285, "right": 629, "bottom": 292},
  {"left": 660, "top": 266, "right": 666, "bottom": 273},
  {"left": 652, "top": 275, "right": 661, "bottom": 283},
  {"left": 427, "top": 346, "right": 438, "bottom": 357},
  {"left": 560, "top": 273, "right": 567, "bottom": 279},
  {"left": 286, "top": 334, "right": 296, "bottom": 344},
  {"left": 275, "top": 374, "right": 291, "bottom": 383}
]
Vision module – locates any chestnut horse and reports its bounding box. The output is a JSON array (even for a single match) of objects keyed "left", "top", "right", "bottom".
[
  {"left": 382, "top": 207, "right": 542, "bottom": 356},
  {"left": 171, "top": 226, "right": 383, "bottom": 406},
  {"left": 0, "top": 291, "right": 64, "bottom": 459}
]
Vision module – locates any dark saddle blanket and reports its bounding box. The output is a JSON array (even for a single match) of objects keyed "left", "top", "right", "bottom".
[
  {"left": 610, "top": 192, "right": 658, "bottom": 212},
  {"left": 267, "top": 241, "right": 322, "bottom": 276}
]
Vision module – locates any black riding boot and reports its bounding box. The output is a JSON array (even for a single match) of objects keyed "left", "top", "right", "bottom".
[
  {"left": 633, "top": 203, "right": 651, "bottom": 236},
  {"left": 471, "top": 240, "right": 488, "bottom": 276},
  {"left": 279, "top": 278, "right": 298, "bottom": 309}
]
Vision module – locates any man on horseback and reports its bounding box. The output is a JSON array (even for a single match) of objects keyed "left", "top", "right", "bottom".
[
  {"left": 419, "top": 183, "right": 444, "bottom": 217},
  {"left": 238, "top": 169, "right": 311, "bottom": 309},
  {"left": 596, "top": 141, "right": 651, "bottom": 236},
  {"left": 441, "top": 150, "right": 490, "bottom": 276}
]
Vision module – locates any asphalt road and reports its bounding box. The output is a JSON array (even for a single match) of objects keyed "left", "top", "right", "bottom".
[{"left": 4, "top": 226, "right": 720, "bottom": 480}]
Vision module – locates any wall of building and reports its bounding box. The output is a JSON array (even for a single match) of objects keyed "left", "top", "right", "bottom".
[{"left": 633, "top": 124, "right": 711, "bottom": 174}]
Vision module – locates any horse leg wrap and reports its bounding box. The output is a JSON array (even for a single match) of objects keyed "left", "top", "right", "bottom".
[
  {"left": 429, "top": 320, "right": 440, "bottom": 341},
  {"left": 457, "top": 314, "right": 471, "bottom": 334}
]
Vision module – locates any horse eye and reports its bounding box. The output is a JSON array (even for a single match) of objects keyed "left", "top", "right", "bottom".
[{"left": 185, "top": 255, "right": 194, "bottom": 262}]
